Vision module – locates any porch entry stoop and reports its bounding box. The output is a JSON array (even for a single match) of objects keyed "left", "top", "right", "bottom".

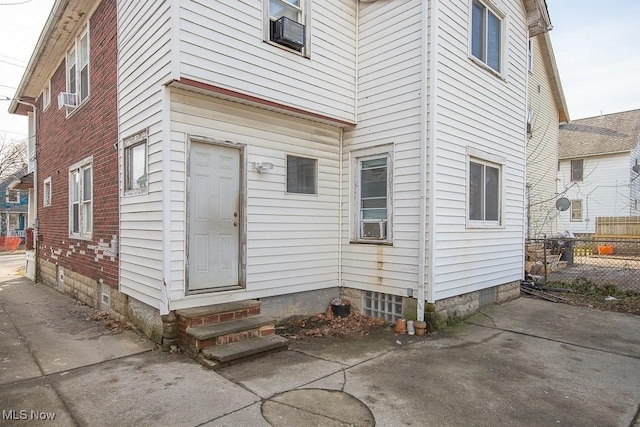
[{"left": 176, "top": 300, "right": 288, "bottom": 369}]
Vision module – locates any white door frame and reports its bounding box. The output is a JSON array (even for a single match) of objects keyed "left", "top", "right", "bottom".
[{"left": 185, "top": 135, "right": 247, "bottom": 294}]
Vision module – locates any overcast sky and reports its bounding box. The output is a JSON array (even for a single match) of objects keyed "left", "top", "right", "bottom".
[{"left": 0, "top": 0, "right": 639, "bottom": 143}]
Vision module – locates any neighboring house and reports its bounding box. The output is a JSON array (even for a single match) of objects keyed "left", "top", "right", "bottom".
[
  {"left": 525, "top": 31, "right": 569, "bottom": 239},
  {"left": 10, "top": 0, "right": 551, "bottom": 345},
  {"left": 1, "top": 169, "right": 29, "bottom": 240},
  {"left": 557, "top": 109, "right": 640, "bottom": 235}
]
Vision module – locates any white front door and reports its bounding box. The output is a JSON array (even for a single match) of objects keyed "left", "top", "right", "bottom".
[{"left": 188, "top": 141, "right": 241, "bottom": 292}]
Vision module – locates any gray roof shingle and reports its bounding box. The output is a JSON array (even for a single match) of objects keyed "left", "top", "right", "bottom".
[{"left": 558, "top": 109, "right": 640, "bottom": 159}]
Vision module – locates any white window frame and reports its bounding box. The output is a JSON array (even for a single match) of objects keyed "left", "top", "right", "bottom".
[
  {"left": 286, "top": 154, "right": 317, "bottom": 195},
  {"left": 69, "top": 156, "right": 93, "bottom": 239},
  {"left": 570, "top": 199, "right": 583, "bottom": 222},
  {"left": 43, "top": 177, "right": 52, "bottom": 207},
  {"left": 42, "top": 79, "right": 51, "bottom": 110},
  {"left": 263, "top": 0, "right": 311, "bottom": 57},
  {"left": 65, "top": 25, "right": 90, "bottom": 112},
  {"left": 350, "top": 145, "right": 394, "bottom": 244},
  {"left": 470, "top": 0, "right": 505, "bottom": 75},
  {"left": 467, "top": 148, "right": 505, "bottom": 228},
  {"left": 5, "top": 190, "right": 20, "bottom": 204},
  {"left": 123, "top": 129, "right": 149, "bottom": 196}
]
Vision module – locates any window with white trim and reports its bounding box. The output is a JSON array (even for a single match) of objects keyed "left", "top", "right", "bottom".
[
  {"left": 570, "top": 200, "right": 583, "bottom": 221},
  {"left": 286, "top": 155, "right": 317, "bottom": 194},
  {"left": 65, "top": 26, "right": 90, "bottom": 108},
  {"left": 43, "top": 177, "right": 52, "bottom": 207},
  {"left": 42, "top": 80, "right": 51, "bottom": 110},
  {"left": 352, "top": 151, "right": 393, "bottom": 243},
  {"left": 124, "top": 129, "right": 148, "bottom": 195},
  {"left": 264, "top": 0, "right": 309, "bottom": 55},
  {"left": 5, "top": 190, "right": 20, "bottom": 204},
  {"left": 469, "top": 157, "right": 502, "bottom": 225},
  {"left": 471, "top": 0, "right": 503, "bottom": 73},
  {"left": 69, "top": 157, "right": 92, "bottom": 238}
]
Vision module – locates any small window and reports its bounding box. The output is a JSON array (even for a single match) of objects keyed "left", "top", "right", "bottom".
[
  {"left": 570, "top": 159, "right": 584, "bottom": 182},
  {"left": 42, "top": 80, "right": 51, "bottom": 110},
  {"left": 570, "top": 200, "right": 583, "bottom": 221},
  {"left": 471, "top": 0, "right": 503, "bottom": 73},
  {"left": 469, "top": 158, "right": 501, "bottom": 224},
  {"left": 5, "top": 190, "right": 20, "bottom": 204},
  {"left": 526, "top": 107, "right": 534, "bottom": 137},
  {"left": 264, "top": 0, "right": 309, "bottom": 55},
  {"left": 357, "top": 155, "right": 392, "bottom": 242},
  {"left": 124, "top": 129, "right": 148, "bottom": 195},
  {"left": 69, "top": 156, "right": 93, "bottom": 239},
  {"left": 43, "top": 177, "right": 52, "bottom": 207},
  {"left": 286, "top": 155, "right": 317, "bottom": 194}
]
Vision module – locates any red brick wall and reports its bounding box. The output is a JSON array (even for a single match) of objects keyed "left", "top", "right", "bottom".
[{"left": 36, "top": 0, "right": 118, "bottom": 288}]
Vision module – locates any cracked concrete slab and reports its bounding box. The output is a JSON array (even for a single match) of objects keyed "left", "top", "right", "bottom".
[
  {"left": 0, "top": 377, "right": 74, "bottom": 426},
  {"left": 50, "top": 351, "right": 260, "bottom": 426},
  {"left": 202, "top": 403, "right": 270, "bottom": 427},
  {"left": 219, "top": 350, "right": 344, "bottom": 398}
]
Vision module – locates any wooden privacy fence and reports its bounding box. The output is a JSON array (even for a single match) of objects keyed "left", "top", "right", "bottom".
[{"left": 596, "top": 216, "right": 640, "bottom": 238}]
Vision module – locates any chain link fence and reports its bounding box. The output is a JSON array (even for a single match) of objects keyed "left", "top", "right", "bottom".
[{"left": 526, "top": 237, "right": 640, "bottom": 293}]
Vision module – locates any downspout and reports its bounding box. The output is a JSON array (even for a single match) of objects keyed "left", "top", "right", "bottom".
[
  {"left": 338, "top": 129, "right": 343, "bottom": 290},
  {"left": 418, "top": 0, "right": 437, "bottom": 321},
  {"left": 16, "top": 100, "right": 38, "bottom": 282},
  {"left": 523, "top": 30, "right": 531, "bottom": 277}
]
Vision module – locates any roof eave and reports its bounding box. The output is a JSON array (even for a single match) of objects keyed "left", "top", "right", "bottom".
[
  {"left": 524, "top": 0, "right": 552, "bottom": 37},
  {"left": 8, "top": 0, "right": 100, "bottom": 115},
  {"left": 539, "top": 32, "right": 570, "bottom": 124}
]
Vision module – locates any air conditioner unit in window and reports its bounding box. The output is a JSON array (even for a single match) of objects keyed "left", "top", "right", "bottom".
[
  {"left": 57, "top": 92, "right": 77, "bottom": 109},
  {"left": 361, "top": 220, "right": 387, "bottom": 240},
  {"left": 271, "top": 16, "right": 305, "bottom": 51}
]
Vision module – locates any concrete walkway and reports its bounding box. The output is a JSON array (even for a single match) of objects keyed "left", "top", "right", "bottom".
[{"left": 1, "top": 253, "right": 639, "bottom": 426}]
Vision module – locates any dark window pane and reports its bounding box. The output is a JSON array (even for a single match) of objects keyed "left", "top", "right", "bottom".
[
  {"left": 485, "top": 165, "right": 499, "bottom": 221},
  {"left": 83, "top": 167, "right": 92, "bottom": 201},
  {"left": 287, "top": 155, "right": 317, "bottom": 194},
  {"left": 487, "top": 11, "right": 501, "bottom": 71},
  {"left": 471, "top": 2, "right": 484, "bottom": 61},
  {"left": 72, "top": 204, "right": 79, "bottom": 233},
  {"left": 469, "top": 162, "right": 483, "bottom": 220}
]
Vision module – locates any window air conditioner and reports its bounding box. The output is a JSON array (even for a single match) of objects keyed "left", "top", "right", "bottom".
[
  {"left": 361, "top": 220, "right": 387, "bottom": 240},
  {"left": 271, "top": 16, "right": 305, "bottom": 51},
  {"left": 57, "top": 92, "right": 77, "bottom": 109}
]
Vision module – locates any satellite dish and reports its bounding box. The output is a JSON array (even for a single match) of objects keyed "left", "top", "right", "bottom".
[
  {"left": 633, "top": 161, "right": 640, "bottom": 173},
  {"left": 556, "top": 197, "right": 570, "bottom": 211}
]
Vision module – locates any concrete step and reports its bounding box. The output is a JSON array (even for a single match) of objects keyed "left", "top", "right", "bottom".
[
  {"left": 186, "top": 315, "right": 276, "bottom": 341},
  {"left": 201, "top": 334, "right": 289, "bottom": 367}
]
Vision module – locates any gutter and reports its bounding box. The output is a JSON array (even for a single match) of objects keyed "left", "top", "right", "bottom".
[{"left": 8, "top": 0, "right": 66, "bottom": 114}]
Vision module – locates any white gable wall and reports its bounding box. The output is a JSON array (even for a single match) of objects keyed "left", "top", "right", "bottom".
[
  {"left": 526, "top": 35, "right": 561, "bottom": 239},
  {"left": 118, "top": 0, "right": 173, "bottom": 308},
  {"left": 558, "top": 153, "right": 635, "bottom": 234},
  {"left": 431, "top": 0, "right": 528, "bottom": 301}
]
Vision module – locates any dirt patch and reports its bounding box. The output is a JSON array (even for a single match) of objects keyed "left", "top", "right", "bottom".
[
  {"left": 277, "top": 306, "right": 388, "bottom": 340},
  {"left": 530, "top": 279, "right": 640, "bottom": 316},
  {"left": 90, "top": 310, "right": 133, "bottom": 332}
]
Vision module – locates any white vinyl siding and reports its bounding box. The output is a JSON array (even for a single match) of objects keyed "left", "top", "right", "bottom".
[
  {"left": 558, "top": 153, "right": 636, "bottom": 234},
  {"left": 342, "top": 0, "right": 423, "bottom": 297},
  {"left": 179, "top": 0, "right": 356, "bottom": 123},
  {"left": 431, "top": 0, "right": 527, "bottom": 301},
  {"left": 169, "top": 90, "right": 341, "bottom": 309},
  {"left": 526, "top": 35, "right": 562, "bottom": 238},
  {"left": 118, "top": 0, "right": 173, "bottom": 307}
]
